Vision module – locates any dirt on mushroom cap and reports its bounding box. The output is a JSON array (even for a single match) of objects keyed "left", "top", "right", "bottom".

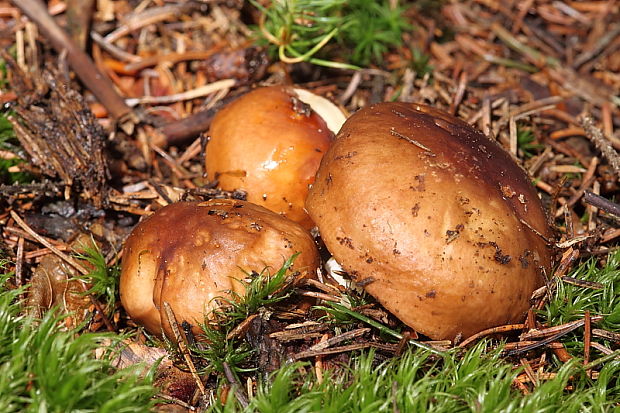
[
  {"left": 120, "top": 199, "right": 320, "bottom": 337},
  {"left": 306, "top": 102, "right": 553, "bottom": 341}
]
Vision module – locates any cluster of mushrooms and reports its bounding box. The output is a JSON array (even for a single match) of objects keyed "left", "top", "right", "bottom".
[{"left": 120, "top": 86, "right": 552, "bottom": 342}]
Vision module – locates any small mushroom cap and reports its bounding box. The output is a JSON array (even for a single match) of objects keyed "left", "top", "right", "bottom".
[
  {"left": 120, "top": 199, "right": 319, "bottom": 336},
  {"left": 206, "top": 86, "right": 344, "bottom": 229},
  {"left": 306, "top": 102, "right": 552, "bottom": 341}
]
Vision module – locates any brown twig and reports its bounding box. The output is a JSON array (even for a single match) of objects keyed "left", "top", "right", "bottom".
[
  {"left": 590, "top": 342, "right": 615, "bottom": 357},
  {"left": 520, "top": 317, "right": 603, "bottom": 341},
  {"left": 583, "top": 191, "right": 620, "bottom": 218},
  {"left": 491, "top": 22, "right": 559, "bottom": 67},
  {"left": 9, "top": 212, "right": 89, "bottom": 274},
  {"left": 293, "top": 341, "right": 397, "bottom": 360},
  {"left": 222, "top": 362, "right": 249, "bottom": 409},
  {"left": 11, "top": 0, "right": 136, "bottom": 126},
  {"left": 162, "top": 302, "right": 206, "bottom": 397},
  {"left": 123, "top": 50, "right": 223, "bottom": 72},
  {"left": 157, "top": 92, "right": 240, "bottom": 146},
  {"left": 458, "top": 323, "right": 525, "bottom": 348},
  {"left": 520, "top": 358, "right": 538, "bottom": 387},
  {"left": 503, "top": 331, "right": 573, "bottom": 357},
  {"left": 449, "top": 71, "right": 467, "bottom": 115},
  {"left": 592, "top": 329, "right": 620, "bottom": 342},
  {"left": 339, "top": 71, "right": 362, "bottom": 105},
  {"left": 573, "top": 23, "right": 620, "bottom": 68},
  {"left": 301, "top": 278, "right": 343, "bottom": 295},
  {"left": 503, "top": 316, "right": 604, "bottom": 357},
  {"left": 305, "top": 328, "right": 371, "bottom": 353},
  {"left": 124, "top": 79, "right": 235, "bottom": 107},
  {"left": 269, "top": 328, "right": 328, "bottom": 343},
  {"left": 157, "top": 394, "right": 197, "bottom": 411},
  {"left": 226, "top": 313, "right": 258, "bottom": 340},
  {"left": 560, "top": 276, "right": 604, "bottom": 290},
  {"left": 90, "top": 31, "right": 140, "bottom": 63},
  {"left": 299, "top": 290, "right": 341, "bottom": 302},
  {"left": 65, "top": 0, "right": 95, "bottom": 50},
  {"left": 102, "top": 3, "right": 198, "bottom": 44},
  {"left": 584, "top": 310, "right": 591, "bottom": 366},
  {"left": 580, "top": 115, "right": 620, "bottom": 180},
  {"left": 15, "top": 236, "right": 24, "bottom": 288},
  {"left": 314, "top": 334, "right": 327, "bottom": 385},
  {"left": 554, "top": 157, "right": 598, "bottom": 217},
  {"left": 395, "top": 331, "right": 411, "bottom": 357}
]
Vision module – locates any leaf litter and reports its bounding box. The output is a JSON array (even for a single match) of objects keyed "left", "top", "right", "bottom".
[{"left": 0, "top": 0, "right": 619, "bottom": 411}]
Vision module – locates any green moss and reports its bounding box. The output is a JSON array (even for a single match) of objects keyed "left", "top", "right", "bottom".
[
  {"left": 252, "top": 0, "right": 411, "bottom": 68},
  {"left": 0, "top": 265, "right": 158, "bottom": 412}
]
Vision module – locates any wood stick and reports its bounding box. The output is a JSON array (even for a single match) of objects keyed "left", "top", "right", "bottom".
[
  {"left": 12, "top": 0, "right": 135, "bottom": 124},
  {"left": 162, "top": 302, "right": 206, "bottom": 397},
  {"left": 65, "top": 0, "right": 95, "bottom": 50},
  {"left": 583, "top": 191, "right": 620, "bottom": 218},
  {"left": 580, "top": 115, "right": 620, "bottom": 180}
]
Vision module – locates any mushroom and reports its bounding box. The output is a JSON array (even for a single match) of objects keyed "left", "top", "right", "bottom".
[
  {"left": 306, "top": 103, "right": 552, "bottom": 341},
  {"left": 205, "top": 86, "right": 346, "bottom": 229},
  {"left": 120, "top": 199, "right": 320, "bottom": 337}
]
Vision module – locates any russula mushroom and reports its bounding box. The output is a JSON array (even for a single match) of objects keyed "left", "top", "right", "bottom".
[
  {"left": 205, "top": 86, "right": 346, "bottom": 229},
  {"left": 306, "top": 103, "right": 552, "bottom": 341},
  {"left": 120, "top": 199, "right": 319, "bottom": 337}
]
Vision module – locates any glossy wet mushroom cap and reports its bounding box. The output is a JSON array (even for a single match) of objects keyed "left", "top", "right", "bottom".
[
  {"left": 120, "top": 199, "right": 320, "bottom": 337},
  {"left": 205, "top": 86, "right": 345, "bottom": 229},
  {"left": 306, "top": 102, "right": 552, "bottom": 341}
]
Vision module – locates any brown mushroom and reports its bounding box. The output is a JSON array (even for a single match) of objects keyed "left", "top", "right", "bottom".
[
  {"left": 205, "top": 86, "right": 345, "bottom": 229},
  {"left": 120, "top": 199, "right": 319, "bottom": 337},
  {"left": 306, "top": 102, "right": 552, "bottom": 341}
]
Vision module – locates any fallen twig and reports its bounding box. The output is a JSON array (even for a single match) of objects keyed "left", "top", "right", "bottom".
[
  {"left": 162, "top": 302, "right": 206, "bottom": 397},
  {"left": 583, "top": 191, "right": 620, "bottom": 218},
  {"left": 293, "top": 341, "right": 397, "bottom": 360},
  {"left": 580, "top": 115, "right": 620, "bottom": 180},
  {"left": 125, "top": 79, "right": 235, "bottom": 107},
  {"left": 11, "top": 0, "right": 136, "bottom": 129},
  {"left": 222, "top": 362, "right": 249, "bottom": 409},
  {"left": 458, "top": 323, "right": 525, "bottom": 348}
]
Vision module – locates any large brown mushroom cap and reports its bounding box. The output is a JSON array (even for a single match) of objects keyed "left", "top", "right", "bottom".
[
  {"left": 120, "top": 199, "right": 319, "bottom": 336},
  {"left": 206, "top": 86, "right": 344, "bottom": 229},
  {"left": 306, "top": 102, "right": 552, "bottom": 341}
]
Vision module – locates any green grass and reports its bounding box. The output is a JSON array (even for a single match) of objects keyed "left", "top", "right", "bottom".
[
  {"left": 517, "top": 126, "right": 544, "bottom": 159},
  {"left": 544, "top": 252, "right": 620, "bottom": 329},
  {"left": 0, "top": 262, "right": 158, "bottom": 412},
  {"left": 208, "top": 342, "right": 619, "bottom": 412},
  {"left": 252, "top": 0, "right": 411, "bottom": 68},
  {"left": 73, "top": 241, "right": 121, "bottom": 314},
  {"left": 0, "top": 52, "right": 8, "bottom": 89},
  {"left": 191, "top": 254, "right": 300, "bottom": 377},
  {"left": 203, "top": 251, "right": 620, "bottom": 412},
  {"left": 409, "top": 46, "right": 433, "bottom": 77},
  {"left": 2, "top": 247, "right": 620, "bottom": 412},
  {"left": 542, "top": 251, "right": 620, "bottom": 356}
]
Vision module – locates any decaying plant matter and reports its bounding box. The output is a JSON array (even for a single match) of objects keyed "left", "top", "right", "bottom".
[
  {"left": 3, "top": 55, "right": 109, "bottom": 207},
  {"left": 0, "top": 0, "right": 619, "bottom": 411}
]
